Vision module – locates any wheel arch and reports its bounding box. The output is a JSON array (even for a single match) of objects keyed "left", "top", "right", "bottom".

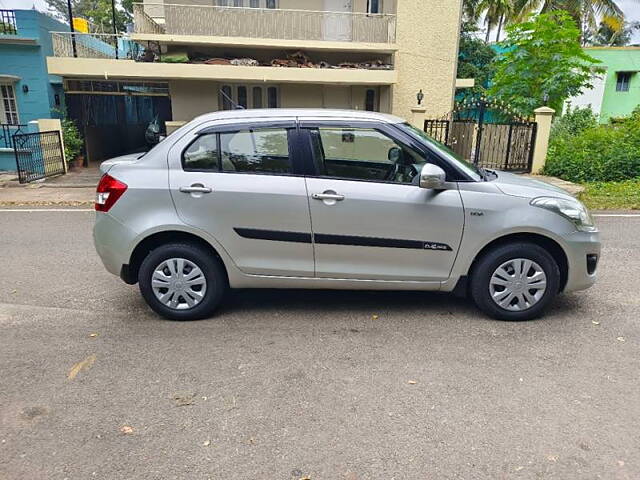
[
  {"left": 466, "top": 232, "right": 569, "bottom": 293},
  {"left": 123, "top": 230, "right": 229, "bottom": 285}
]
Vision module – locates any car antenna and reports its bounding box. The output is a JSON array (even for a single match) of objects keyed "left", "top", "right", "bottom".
[{"left": 219, "top": 88, "right": 245, "bottom": 110}]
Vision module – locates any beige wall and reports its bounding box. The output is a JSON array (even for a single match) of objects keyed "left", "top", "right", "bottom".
[
  {"left": 392, "top": 0, "right": 462, "bottom": 119},
  {"left": 170, "top": 82, "right": 389, "bottom": 122},
  {"left": 169, "top": 80, "right": 219, "bottom": 121}
]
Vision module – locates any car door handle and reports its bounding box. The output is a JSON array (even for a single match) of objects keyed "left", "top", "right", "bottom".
[
  {"left": 312, "top": 193, "right": 345, "bottom": 201},
  {"left": 180, "top": 185, "right": 212, "bottom": 194}
]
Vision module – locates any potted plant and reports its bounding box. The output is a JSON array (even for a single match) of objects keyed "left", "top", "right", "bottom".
[{"left": 61, "top": 118, "right": 84, "bottom": 170}]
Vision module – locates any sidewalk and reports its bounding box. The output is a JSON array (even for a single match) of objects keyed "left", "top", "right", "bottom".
[{"left": 0, "top": 167, "right": 98, "bottom": 206}]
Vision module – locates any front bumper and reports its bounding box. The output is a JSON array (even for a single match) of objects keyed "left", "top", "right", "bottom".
[{"left": 562, "top": 230, "right": 601, "bottom": 293}]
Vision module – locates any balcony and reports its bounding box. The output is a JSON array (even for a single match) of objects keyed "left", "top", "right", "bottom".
[
  {"left": 132, "top": 3, "right": 397, "bottom": 45},
  {"left": 48, "top": 31, "right": 397, "bottom": 86}
]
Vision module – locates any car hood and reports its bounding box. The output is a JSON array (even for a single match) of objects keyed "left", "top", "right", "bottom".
[
  {"left": 493, "top": 171, "right": 576, "bottom": 201},
  {"left": 99, "top": 153, "right": 143, "bottom": 174}
]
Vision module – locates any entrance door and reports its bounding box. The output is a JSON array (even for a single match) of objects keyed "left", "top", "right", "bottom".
[
  {"left": 323, "top": 0, "right": 352, "bottom": 41},
  {"left": 168, "top": 119, "right": 315, "bottom": 277},
  {"left": 303, "top": 124, "right": 465, "bottom": 282}
]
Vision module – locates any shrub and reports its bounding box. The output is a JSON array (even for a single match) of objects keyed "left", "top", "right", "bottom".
[
  {"left": 550, "top": 107, "right": 599, "bottom": 141},
  {"left": 61, "top": 118, "right": 84, "bottom": 164},
  {"left": 543, "top": 108, "right": 640, "bottom": 182}
]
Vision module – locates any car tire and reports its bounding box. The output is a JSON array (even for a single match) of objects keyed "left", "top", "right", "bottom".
[
  {"left": 470, "top": 242, "right": 560, "bottom": 321},
  {"left": 138, "top": 242, "right": 227, "bottom": 321}
]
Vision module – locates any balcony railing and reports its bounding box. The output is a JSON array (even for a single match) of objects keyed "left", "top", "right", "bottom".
[
  {"left": 0, "top": 9, "right": 18, "bottom": 35},
  {"left": 133, "top": 3, "right": 396, "bottom": 44},
  {"left": 51, "top": 32, "right": 143, "bottom": 59}
]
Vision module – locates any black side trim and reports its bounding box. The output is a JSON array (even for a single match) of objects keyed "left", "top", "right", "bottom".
[
  {"left": 314, "top": 233, "right": 452, "bottom": 251},
  {"left": 234, "top": 228, "right": 453, "bottom": 251},
  {"left": 234, "top": 228, "right": 312, "bottom": 244}
]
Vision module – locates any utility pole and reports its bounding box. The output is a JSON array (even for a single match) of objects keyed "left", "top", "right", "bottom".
[
  {"left": 111, "top": 0, "right": 118, "bottom": 59},
  {"left": 66, "top": 0, "right": 77, "bottom": 57}
]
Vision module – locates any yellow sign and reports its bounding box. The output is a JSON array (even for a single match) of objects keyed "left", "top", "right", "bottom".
[{"left": 72, "top": 17, "right": 89, "bottom": 33}]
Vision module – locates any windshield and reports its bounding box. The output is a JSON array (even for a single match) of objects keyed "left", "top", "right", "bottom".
[{"left": 398, "top": 122, "right": 483, "bottom": 181}]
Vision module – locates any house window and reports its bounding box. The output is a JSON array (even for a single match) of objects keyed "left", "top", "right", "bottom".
[
  {"left": 0, "top": 83, "right": 19, "bottom": 124},
  {"left": 220, "top": 85, "right": 280, "bottom": 110},
  {"left": 367, "top": 0, "right": 381, "bottom": 13},
  {"left": 616, "top": 72, "right": 631, "bottom": 92}
]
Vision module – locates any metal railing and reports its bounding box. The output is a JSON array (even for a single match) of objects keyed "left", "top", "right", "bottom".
[
  {"left": 0, "top": 9, "right": 17, "bottom": 35},
  {"left": 133, "top": 3, "right": 396, "bottom": 43},
  {"left": 51, "top": 32, "right": 143, "bottom": 59},
  {"left": 0, "top": 123, "right": 26, "bottom": 149}
]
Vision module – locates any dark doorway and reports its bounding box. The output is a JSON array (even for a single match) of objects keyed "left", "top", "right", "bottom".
[{"left": 66, "top": 87, "right": 172, "bottom": 164}]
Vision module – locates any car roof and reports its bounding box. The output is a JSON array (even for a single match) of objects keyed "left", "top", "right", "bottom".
[{"left": 191, "top": 108, "right": 405, "bottom": 125}]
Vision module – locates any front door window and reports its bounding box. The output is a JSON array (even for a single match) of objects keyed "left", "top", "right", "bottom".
[{"left": 308, "top": 127, "right": 427, "bottom": 184}]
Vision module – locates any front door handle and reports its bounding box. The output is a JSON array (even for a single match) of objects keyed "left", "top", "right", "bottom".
[
  {"left": 180, "top": 185, "right": 212, "bottom": 194},
  {"left": 312, "top": 192, "right": 345, "bottom": 201}
]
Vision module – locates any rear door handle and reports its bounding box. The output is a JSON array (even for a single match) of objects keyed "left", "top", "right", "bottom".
[
  {"left": 180, "top": 185, "right": 212, "bottom": 194},
  {"left": 312, "top": 193, "right": 345, "bottom": 201}
]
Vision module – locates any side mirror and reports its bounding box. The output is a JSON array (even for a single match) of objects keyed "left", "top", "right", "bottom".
[{"left": 419, "top": 163, "right": 447, "bottom": 190}]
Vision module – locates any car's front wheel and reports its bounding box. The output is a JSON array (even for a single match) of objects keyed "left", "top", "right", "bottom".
[
  {"left": 138, "top": 243, "right": 226, "bottom": 320},
  {"left": 470, "top": 242, "right": 561, "bottom": 321}
]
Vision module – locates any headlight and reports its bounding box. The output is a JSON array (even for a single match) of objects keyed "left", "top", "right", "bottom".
[{"left": 530, "top": 197, "right": 596, "bottom": 232}]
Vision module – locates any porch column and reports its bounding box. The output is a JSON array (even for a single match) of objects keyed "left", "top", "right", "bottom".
[{"left": 531, "top": 106, "right": 555, "bottom": 174}]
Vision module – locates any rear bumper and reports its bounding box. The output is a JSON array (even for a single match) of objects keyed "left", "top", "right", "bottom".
[
  {"left": 93, "top": 212, "right": 137, "bottom": 278},
  {"left": 562, "top": 230, "right": 601, "bottom": 293}
]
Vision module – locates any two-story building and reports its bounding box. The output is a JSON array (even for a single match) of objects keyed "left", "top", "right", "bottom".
[
  {"left": 47, "top": 0, "right": 464, "bottom": 162},
  {"left": 0, "top": 9, "right": 67, "bottom": 170},
  {"left": 566, "top": 47, "right": 640, "bottom": 123}
]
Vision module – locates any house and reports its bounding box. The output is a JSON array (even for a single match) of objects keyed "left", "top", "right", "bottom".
[
  {"left": 46, "top": 0, "right": 464, "bottom": 163},
  {"left": 566, "top": 47, "right": 640, "bottom": 123},
  {"left": 0, "top": 8, "right": 67, "bottom": 170}
]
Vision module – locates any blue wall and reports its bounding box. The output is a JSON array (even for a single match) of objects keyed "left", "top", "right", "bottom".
[
  {"left": 0, "top": 9, "right": 68, "bottom": 170},
  {"left": 0, "top": 10, "right": 68, "bottom": 123}
]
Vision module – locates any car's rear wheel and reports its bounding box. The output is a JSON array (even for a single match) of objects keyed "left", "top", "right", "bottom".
[
  {"left": 470, "top": 242, "right": 560, "bottom": 321},
  {"left": 138, "top": 243, "right": 226, "bottom": 320}
]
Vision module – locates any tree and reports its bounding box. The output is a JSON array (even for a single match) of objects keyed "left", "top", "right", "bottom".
[
  {"left": 45, "top": 0, "right": 132, "bottom": 33},
  {"left": 511, "top": 0, "right": 638, "bottom": 42},
  {"left": 457, "top": 23, "right": 497, "bottom": 98},
  {"left": 488, "top": 11, "right": 603, "bottom": 115},
  {"left": 586, "top": 20, "right": 640, "bottom": 45}
]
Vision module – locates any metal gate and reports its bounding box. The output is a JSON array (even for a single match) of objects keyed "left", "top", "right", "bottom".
[
  {"left": 12, "top": 131, "right": 65, "bottom": 184},
  {"left": 424, "top": 98, "right": 537, "bottom": 172}
]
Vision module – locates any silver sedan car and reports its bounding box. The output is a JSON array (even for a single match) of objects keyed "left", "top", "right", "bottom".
[{"left": 93, "top": 109, "right": 600, "bottom": 321}]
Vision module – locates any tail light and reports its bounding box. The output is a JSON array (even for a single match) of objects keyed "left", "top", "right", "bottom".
[{"left": 95, "top": 174, "right": 127, "bottom": 212}]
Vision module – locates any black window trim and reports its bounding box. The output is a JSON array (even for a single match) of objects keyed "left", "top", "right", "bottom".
[
  {"left": 616, "top": 72, "right": 632, "bottom": 92},
  {"left": 181, "top": 120, "right": 303, "bottom": 176},
  {"left": 295, "top": 120, "right": 475, "bottom": 184}
]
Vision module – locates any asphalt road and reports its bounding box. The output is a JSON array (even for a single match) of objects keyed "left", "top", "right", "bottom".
[{"left": 0, "top": 210, "right": 639, "bottom": 480}]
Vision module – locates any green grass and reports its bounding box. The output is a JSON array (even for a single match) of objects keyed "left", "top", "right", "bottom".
[{"left": 579, "top": 179, "right": 640, "bottom": 210}]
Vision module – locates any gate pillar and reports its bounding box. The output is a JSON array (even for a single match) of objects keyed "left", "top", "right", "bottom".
[
  {"left": 531, "top": 107, "right": 555, "bottom": 174},
  {"left": 410, "top": 105, "right": 427, "bottom": 130}
]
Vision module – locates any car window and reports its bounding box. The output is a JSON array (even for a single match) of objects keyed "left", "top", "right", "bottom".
[
  {"left": 220, "top": 128, "right": 291, "bottom": 174},
  {"left": 183, "top": 133, "right": 218, "bottom": 171},
  {"left": 308, "top": 127, "right": 427, "bottom": 184}
]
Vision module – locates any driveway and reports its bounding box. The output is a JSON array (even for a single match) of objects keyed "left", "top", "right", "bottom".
[{"left": 0, "top": 210, "right": 638, "bottom": 480}]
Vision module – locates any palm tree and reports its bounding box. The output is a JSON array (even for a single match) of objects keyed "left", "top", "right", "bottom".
[
  {"left": 511, "top": 0, "right": 638, "bottom": 42},
  {"left": 478, "top": 0, "right": 515, "bottom": 42}
]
